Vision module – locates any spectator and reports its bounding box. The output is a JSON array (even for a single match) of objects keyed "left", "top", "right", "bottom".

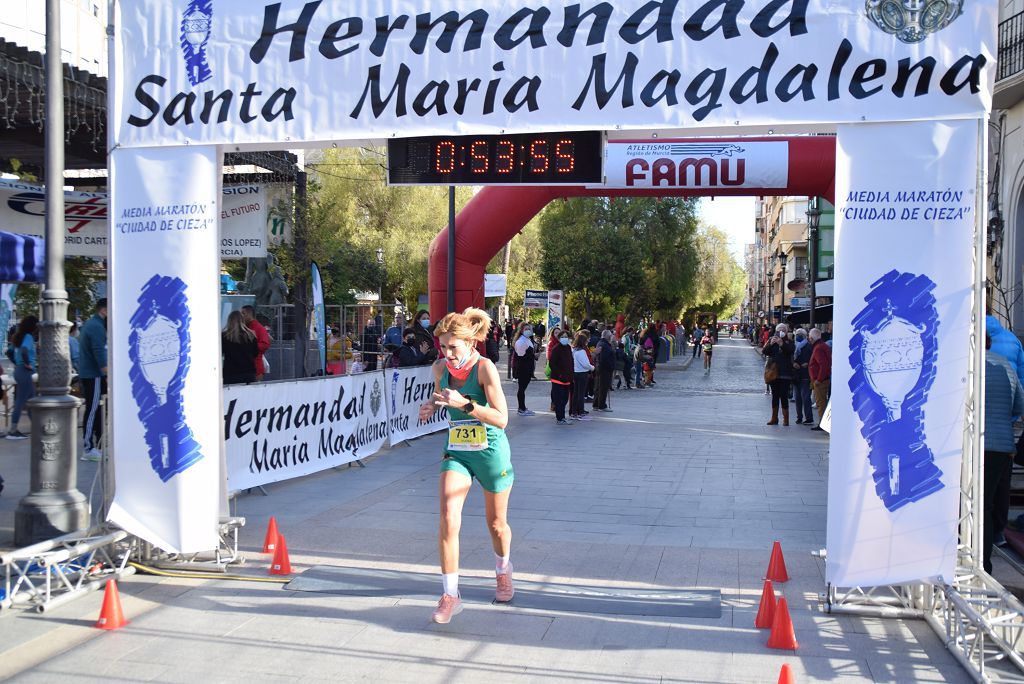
[
  {"left": 808, "top": 328, "right": 832, "bottom": 430},
  {"left": 384, "top": 314, "right": 405, "bottom": 352},
  {"left": 222, "top": 311, "right": 258, "bottom": 385},
  {"left": 395, "top": 327, "right": 425, "bottom": 367},
  {"left": 986, "top": 315, "right": 1024, "bottom": 386},
  {"left": 78, "top": 300, "right": 107, "bottom": 456},
  {"left": 68, "top": 321, "right": 80, "bottom": 374},
  {"left": 792, "top": 328, "right": 814, "bottom": 424},
  {"left": 570, "top": 330, "right": 594, "bottom": 421},
  {"left": 763, "top": 324, "right": 795, "bottom": 426},
  {"left": 512, "top": 322, "right": 537, "bottom": 416},
  {"left": 241, "top": 305, "right": 271, "bottom": 381},
  {"left": 593, "top": 330, "right": 615, "bottom": 411},
  {"left": 549, "top": 328, "right": 574, "bottom": 425},
  {"left": 984, "top": 334, "right": 1024, "bottom": 573},
  {"left": 411, "top": 310, "right": 438, "bottom": 365},
  {"left": 7, "top": 315, "right": 38, "bottom": 440},
  {"left": 362, "top": 316, "right": 381, "bottom": 371},
  {"left": 485, "top": 320, "right": 502, "bottom": 363},
  {"left": 326, "top": 325, "right": 345, "bottom": 375}
]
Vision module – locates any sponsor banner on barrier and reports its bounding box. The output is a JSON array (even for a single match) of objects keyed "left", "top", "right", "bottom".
[
  {"left": 826, "top": 120, "right": 975, "bottom": 588},
  {"left": 107, "top": 145, "right": 222, "bottom": 553},
  {"left": 0, "top": 179, "right": 271, "bottom": 258},
  {"left": 223, "top": 373, "right": 389, "bottom": 490},
  {"left": 604, "top": 140, "right": 788, "bottom": 189},
  {"left": 113, "top": 1, "right": 995, "bottom": 149},
  {"left": 385, "top": 365, "right": 449, "bottom": 444}
]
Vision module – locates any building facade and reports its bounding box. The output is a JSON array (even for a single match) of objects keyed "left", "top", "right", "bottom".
[{"left": 0, "top": 1, "right": 107, "bottom": 76}]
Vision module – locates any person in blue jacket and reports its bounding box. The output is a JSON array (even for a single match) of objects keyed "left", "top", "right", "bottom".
[
  {"left": 986, "top": 315, "right": 1024, "bottom": 386},
  {"left": 984, "top": 334, "right": 1024, "bottom": 572},
  {"left": 7, "top": 315, "right": 38, "bottom": 440}
]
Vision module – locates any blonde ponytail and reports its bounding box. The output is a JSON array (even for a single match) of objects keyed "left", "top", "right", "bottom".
[{"left": 434, "top": 307, "right": 490, "bottom": 343}]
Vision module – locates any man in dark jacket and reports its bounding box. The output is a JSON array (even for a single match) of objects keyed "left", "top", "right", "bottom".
[
  {"left": 808, "top": 328, "right": 832, "bottom": 430},
  {"left": 79, "top": 298, "right": 108, "bottom": 459},
  {"left": 593, "top": 330, "right": 615, "bottom": 412},
  {"left": 395, "top": 328, "right": 425, "bottom": 367},
  {"left": 792, "top": 329, "right": 814, "bottom": 424}
]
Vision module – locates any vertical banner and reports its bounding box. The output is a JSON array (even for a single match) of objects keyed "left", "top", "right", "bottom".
[
  {"left": 311, "top": 261, "right": 326, "bottom": 376},
  {"left": 547, "top": 290, "right": 564, "bottom": 332},
  {"left": 0, "top": 284, "right": 17, "bottom": 339},
  {"left": 107, "top": 146, "right": 221, "bottom": 553},
  {"left": 826, "top": 121, "right": 977, "bottom": 587}
]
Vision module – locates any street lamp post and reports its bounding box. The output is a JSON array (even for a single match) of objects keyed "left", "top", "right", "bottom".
[
  {"left": 376, "top": 247, "right": 384, "bottom": 367},
  {"left": 15, "top": 0, "right": 88, "bottom": 544},
  {"left": 778, "top": 251, "right": 788, "bottom": 324},
  {"left": 768, "top": 253, "right": 775, "bottom": 325},
  {"left": 807, "top": 198, "right": 822, "bottom": 329}
]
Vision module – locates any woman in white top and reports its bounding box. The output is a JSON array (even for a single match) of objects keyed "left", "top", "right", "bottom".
[
  {"left": 512, "top": 322, "right": 537, "bottom": 416},
  {"left": 570, "top": 330, "right": 594, "bottom": 421}
]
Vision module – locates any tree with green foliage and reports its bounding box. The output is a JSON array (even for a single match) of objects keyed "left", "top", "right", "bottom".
[{"left": 538, "top": 198, "right": 644, "bottom": 320}]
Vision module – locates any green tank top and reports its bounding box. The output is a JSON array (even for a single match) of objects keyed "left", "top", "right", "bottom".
[{"left": 440, "top": 359, "right": 508, "bottom": 453}]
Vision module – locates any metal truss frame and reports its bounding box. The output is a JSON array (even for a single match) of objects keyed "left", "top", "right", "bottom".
[
  {"left": 0, "top": 527, "right": 135, "bottom": 613},
  {"left": 823, "top": 119, "right": 1024, "bottom": 684}
]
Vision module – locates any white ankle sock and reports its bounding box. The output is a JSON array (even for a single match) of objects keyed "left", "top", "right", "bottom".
[
  {"left": 442, "top": 572, "right": 459, "bottom": 597},
  {"left": 495, "top": 553, "right": 510, "bottom": 575}
]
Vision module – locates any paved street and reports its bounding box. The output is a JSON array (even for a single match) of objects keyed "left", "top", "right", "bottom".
[{"left": 0, "top": 338, "right": 969, "bottom": 682}]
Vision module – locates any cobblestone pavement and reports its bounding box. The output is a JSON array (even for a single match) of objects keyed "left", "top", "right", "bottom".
[{"left": 0, "top": 338, "right": 969, "bottom": 683}]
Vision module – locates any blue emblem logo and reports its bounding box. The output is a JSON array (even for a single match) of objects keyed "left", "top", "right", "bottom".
[
  {"left": 180, "top": 0, "right": 213, "bottom": 86},
  {"left": 129, "top": 275, "right": 202, "bottom": 482},
  {"left": 848, "top": 270, "right": 943, "bottom": 511}
]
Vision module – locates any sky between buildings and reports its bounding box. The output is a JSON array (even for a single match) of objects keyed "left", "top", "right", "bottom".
[{"left": 697, "top": 196, "right": 755, "bottom": 266}]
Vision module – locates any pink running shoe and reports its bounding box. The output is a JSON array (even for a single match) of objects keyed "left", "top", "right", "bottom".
[
  {"left": 431, "top": 594, "right": 463, "bottom": 624},
  {"left": 496, "top": 565, "right": 515, "bottom": 602}
]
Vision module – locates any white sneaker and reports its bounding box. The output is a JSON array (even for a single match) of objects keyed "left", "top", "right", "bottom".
[
  {"left": 6, "top": 430, "right": 27, "bottom": 440},
  {"left": 80, "top": 448, "right": 102, "bottom": 462},
  {"left": 517, "top": 410, "right": 536, "bottom": 417}
]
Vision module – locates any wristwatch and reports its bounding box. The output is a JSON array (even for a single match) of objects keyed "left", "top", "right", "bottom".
[{"left": 461, "top": 398, "right": 475, "bottom": 414}]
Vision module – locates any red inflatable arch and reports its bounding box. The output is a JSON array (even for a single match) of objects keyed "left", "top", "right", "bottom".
[{"left": 428, "top": 136, "right": 836, "bottom": 320}]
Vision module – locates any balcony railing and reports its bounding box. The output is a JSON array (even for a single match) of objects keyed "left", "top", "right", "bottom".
[{"left": 999, "top": 11, "right": 1024, "bottom": 81}]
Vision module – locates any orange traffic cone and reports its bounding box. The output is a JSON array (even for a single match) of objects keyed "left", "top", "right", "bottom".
[
  {"left": 263, "top": 516, "right": 280, "bottom": 553},
  {"left": 755, "top": 579, "right": 777, "bottom": 629},
  {"left": 767, "top": 598, "right": 799, "bottom": 650},
  {"left": 777, "top": 663, "right": 796, "bottom": 684},
  {"left": 269, "top": 534, "right": 292, "bottom": 575},
  {"left": 95, "top": 579, "right": 128, "bottom": 630},
  {"left": 766, "top": 540, "right": 790, "bottom": 582}
]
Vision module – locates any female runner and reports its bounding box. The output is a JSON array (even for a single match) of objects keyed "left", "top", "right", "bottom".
[{"left": 418, "top": 307, "right": 514, "bottom": 623}]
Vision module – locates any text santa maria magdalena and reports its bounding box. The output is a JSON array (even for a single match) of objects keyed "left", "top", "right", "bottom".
[
  {"left": 125, "top": 0, "right": 987, "bottom": 129},
  {"left": 223, "top": 384, "right": 387, "bottom": 474}
]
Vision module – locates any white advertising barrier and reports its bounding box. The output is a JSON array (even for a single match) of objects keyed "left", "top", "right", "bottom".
[
  {"left": 113, "top": 1, "right": 995, "bottom": 149},
  {"left": 826, "top": 120, "right": 976, "bottom": 588},
  {"left": 0, "top": 179, "right": 272, "bottom": 258},
  {"left": 384, "top": 365, "right": 449, "bottom": 444},
  {"left": 603, "top": 140, "right": 788, "bottom": 189},
  {"left": 107, "top": 145, "right": 222, "bottom": 554},
  {"left": 223, "top": 372, "right": 390, "bottom": 491}
]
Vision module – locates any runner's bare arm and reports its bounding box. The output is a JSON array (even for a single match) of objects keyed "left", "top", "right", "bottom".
[{"left": 473, "top": 358, "right": 509, "bottom": 430}]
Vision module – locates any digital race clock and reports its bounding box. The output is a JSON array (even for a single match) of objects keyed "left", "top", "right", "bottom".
[{"left": 387, "top": 131, "right": 603, "bottom": 185}]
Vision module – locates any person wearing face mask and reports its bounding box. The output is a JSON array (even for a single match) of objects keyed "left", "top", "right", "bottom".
[
  {"left": 395, "top": 327, "right": 426, "bottom": 367},
  {"left": 412, "top": 310, "right": 438, "bottom": 364},
  {"left": 512, "top": 322, "right": 537, "bottom": 416},
  {"left": 549, "top": 329, "right": 574, "bottom": 424},
  {"left": 418, "top": 307, "right": 514, "bottom": 624}
]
